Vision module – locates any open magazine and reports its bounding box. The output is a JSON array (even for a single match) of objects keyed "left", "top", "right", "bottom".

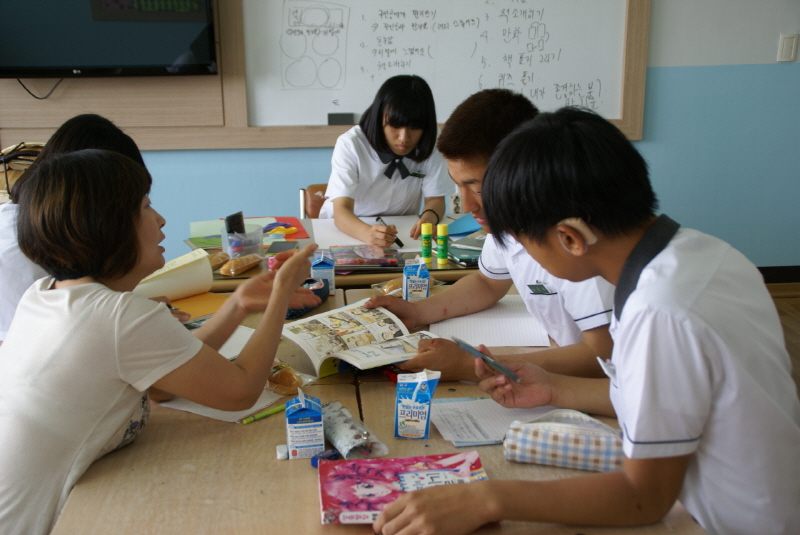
[
  {"left": 279, "top": 298, "right": 436, "bottom": 377},
  {"left": 318, "top": 452, "right": 487, "bottom": 524}
]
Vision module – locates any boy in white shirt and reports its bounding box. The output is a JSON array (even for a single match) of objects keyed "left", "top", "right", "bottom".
[
  {"left": 373, "top": 107, "right": 800, "bottom": 535},
  {"left": 366, "top": 90, "right": 614, "bottom": 380}
]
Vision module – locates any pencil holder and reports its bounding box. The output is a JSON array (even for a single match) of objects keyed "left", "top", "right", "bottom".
[{"left": 221, "top": 223, "right": 264, "bottom": 258}]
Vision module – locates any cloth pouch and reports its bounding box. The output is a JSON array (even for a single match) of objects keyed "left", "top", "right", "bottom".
[{"left": 504, "top": 409, "right": 623, "bottom": 472}]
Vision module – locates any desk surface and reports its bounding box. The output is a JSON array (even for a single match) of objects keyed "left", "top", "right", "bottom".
[
  {"left": 208, "top": 217, "right": 477, "bottom": 291},
  {"left": 52, "top": 380, "right": 706, "bottom": 535},
  {"left": 51, "top": 289, "right": 706, "bottom": 534}
]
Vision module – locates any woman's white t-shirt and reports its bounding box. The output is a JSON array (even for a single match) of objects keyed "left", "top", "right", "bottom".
[{"left": 0, "top": 278, "right": 202, "bottom": 535}]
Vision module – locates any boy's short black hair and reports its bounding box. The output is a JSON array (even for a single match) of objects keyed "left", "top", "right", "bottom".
[
  {"left": 437, "top": 89, "right": 538, "bottom": 163},
  {"left": 359, "top": 75, "right": 438, "bottom": 162},
  {"left": 10, "top": 113, "right": 144, "bottom": 202},
  {"left": 16, "top": 149, "right": 152, "bottom": 281},
  {"left": 484, "top": 107, "right": 658, "bottom": 246}
]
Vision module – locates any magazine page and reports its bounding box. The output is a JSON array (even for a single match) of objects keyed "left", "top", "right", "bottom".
[
  {"left": 282, "top": 298, "right": 411, "bottom": 374},
  {"left": 319, "top": 452, "right": 487, "bottom": 524},
  {"left": 330, "top": 331, "right": 436, "bottom": 370}
]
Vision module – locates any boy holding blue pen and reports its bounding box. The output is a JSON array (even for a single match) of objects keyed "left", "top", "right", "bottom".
[{"left": 373, "top": 108, "right": 800, "bottom": 535}]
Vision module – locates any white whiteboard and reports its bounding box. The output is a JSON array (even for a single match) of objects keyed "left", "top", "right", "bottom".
[{"left": 244, "top": 0, "right": 628, "bottom": 127}]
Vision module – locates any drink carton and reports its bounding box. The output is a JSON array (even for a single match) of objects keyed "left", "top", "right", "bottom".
[
  {"left": 311, "top": 251, "right": 335, "bottom": 296},
  {"left": 402, "top": 260, "right": 430, "bottom": 301},
  {"left": 394, "top": 369, "right": 441, "bottom": 439},
  {"left": 285, "top": 389, "right": 325, "bottom": 459}
]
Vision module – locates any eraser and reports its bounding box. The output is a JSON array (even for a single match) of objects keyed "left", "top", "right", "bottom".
[{"left": 276, "top": 444, "right": 288, "bottom": 460}]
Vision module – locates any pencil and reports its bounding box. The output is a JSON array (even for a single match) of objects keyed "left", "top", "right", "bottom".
[{"left": 241, "top": 403, "right": 286, "bottom": 425}]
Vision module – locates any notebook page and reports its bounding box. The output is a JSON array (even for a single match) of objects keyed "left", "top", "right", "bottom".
[{"left": 429, "top": 294, "right": 549, "bottom": 347}]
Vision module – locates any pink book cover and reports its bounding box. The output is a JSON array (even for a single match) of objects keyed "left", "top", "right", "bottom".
[{"left": 318, "top": 451, "right": 487, "bottom": 524}]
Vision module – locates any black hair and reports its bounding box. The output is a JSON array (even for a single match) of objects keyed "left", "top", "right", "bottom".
[
  {"left": 359, "top": 75, "right": 437, "bottom": 162},
  {"left": 10, "top": 113, "right": 145, "bottom": 202},
  {"left": 483, "top": 107, "right": 658, "bottom": 246},
  {"left": 16, "top": 149, "right": 152, "bottom": 281},
  {"left": 437, "top": 89, "right": 538, "bottom": 163}
]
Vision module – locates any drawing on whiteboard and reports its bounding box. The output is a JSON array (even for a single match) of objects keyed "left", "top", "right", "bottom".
[
  {"left": 253, "top": 1, "right": 627, "bottom": 126},
  {"left": 281, "top": 0, "right": 350, "bottom": 89}
]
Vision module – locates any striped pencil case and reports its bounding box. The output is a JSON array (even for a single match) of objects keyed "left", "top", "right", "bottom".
[{"left": 504, "top": 409, "right": 623, "bottom": 472}]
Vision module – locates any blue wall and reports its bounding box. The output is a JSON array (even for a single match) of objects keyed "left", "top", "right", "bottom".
[{"left": 144, "top": 63, "right": 800, "bottom": 267}]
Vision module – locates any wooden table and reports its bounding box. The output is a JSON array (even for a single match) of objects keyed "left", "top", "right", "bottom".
[
  {"left": 207, "top": 217, "right": 478, "bottom": 292},
  {"left": 51, "top": 290, "right": 706, "bottom": 535},
  {"left": 358, "top": 381, "right": 706, "bottom": 535}
]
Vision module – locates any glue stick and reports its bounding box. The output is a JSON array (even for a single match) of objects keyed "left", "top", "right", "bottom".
[
  {"left": 436, "top": 223, "right": 449, "bottom": 266},
  {"left": 420, "top": 223, "right": 433, "bottom": 264}
]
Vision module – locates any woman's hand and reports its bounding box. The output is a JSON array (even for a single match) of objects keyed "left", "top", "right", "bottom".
[
  {"left": 233, "top": 244, "right": 320, "bottom": 314},
  {"left": 273, "top": 243, "right": 318, "bottom": 293},
  {"left": 476, "top": 347, "right": 554, "bottom": 409}
]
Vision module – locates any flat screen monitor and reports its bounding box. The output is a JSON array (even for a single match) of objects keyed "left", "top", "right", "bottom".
[{"left": 0, "top": 0, "right": 217, "bottom": 78}]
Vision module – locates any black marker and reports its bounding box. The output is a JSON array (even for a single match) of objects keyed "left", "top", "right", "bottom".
[{"left": 375, "top": 216, "right": 404, "bottom": 248}]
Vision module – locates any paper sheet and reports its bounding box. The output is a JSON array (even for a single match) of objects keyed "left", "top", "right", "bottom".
[
  {"left": 311, "top": 215, "right": 422, "bottom": 252},
  {"left": 133, "top": 249, "right": 212, "bottom": 301},
  {"left": 431, "top": 397, "right": 556, "bottom": 446},
  {"left": 429, "top": 294, "right": 549, "bottom": 347},
  {"left": 159, "top": 326, "right": 284, "bottom": 422}
]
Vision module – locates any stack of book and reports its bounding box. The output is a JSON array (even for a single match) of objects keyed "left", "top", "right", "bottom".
[{"left": 446, "top": 230, "right": 487, "bottom": 266}]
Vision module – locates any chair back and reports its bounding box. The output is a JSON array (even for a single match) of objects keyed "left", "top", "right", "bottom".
[{"left": 300, "top": 183, "right": 327, "bottom": 219}]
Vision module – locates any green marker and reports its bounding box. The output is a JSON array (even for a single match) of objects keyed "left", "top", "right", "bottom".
[{"left": 241, "top": 403, "right": 286, "bottom": 425}]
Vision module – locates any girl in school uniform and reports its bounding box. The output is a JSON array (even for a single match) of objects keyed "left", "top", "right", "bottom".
[
  {"left": 0, "top": 149, "right": 320, "bottom": 535},
  {"left": 318, "top": 75, "right": 453, "bottom": 246}
]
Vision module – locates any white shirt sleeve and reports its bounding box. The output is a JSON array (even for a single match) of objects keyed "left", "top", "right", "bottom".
[
  {"left": 420, "top": 149, "right": 453, "bottom": 198},
  {"left": 611, "top": 305, "right": 711, "bottom": 459},
  {"left": 478, "top": 234, "right": 512, "bottom": 280},
  {"left": 325, "top": 130, "right": 363, "bottom": 202},
  {"left": 114, "top": 295, "right": 203, "bottom": 391}
]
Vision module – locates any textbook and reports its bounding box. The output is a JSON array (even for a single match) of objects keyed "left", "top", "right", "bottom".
[
  {"left": 278, "top": 298, "right": 436, "bottom": 378},
  {"left": 318, "top": 452, "right": 487, "bottom": 524}
]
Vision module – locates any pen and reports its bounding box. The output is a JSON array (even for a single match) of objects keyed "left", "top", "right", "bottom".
[
  {"left": 241, "top": 403, "right": 286, "bottom": 425},
  {"left": 375, "top": 216, "right": 404, "bottom": 248}
]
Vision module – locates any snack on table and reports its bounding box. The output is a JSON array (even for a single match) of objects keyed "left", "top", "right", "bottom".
[
  {"left": 220, "top": 253, "right": 262, "bottom": 276},
  {"left": 380, "top": 277, "right": 403, "bottom": 296},
  {"left": 268, "top": 363, "right": 304, "bottom": 396},
  {"left": 207, "top": 251, "right": 230, "bottom": 271}
]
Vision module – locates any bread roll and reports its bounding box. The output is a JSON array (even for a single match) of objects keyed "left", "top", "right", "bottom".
[
  {"left": 267, "top": 364, "right": 304, "bottom": 396},
  {"left": 219, "top": 254, "right": 262, "bottom": 276},
  {"left": 207, "top": 251, "right": 230, "bottom": 271}
]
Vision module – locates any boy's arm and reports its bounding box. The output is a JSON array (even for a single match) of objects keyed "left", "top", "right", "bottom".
[
  {"left": 396, "top": 322, "right": 612, "bottom": 382},
  {"left": 521, "top": 324, "right": 613, "bottom": 377},
  {"left": 409, "top": 196, "right": 445, "bottom": 239},
  {"left": 366, "top": 270, "right": 513, "bottom": 329},
  {"left": 374, "top": 454, "right": 691, "bottom": 535}
]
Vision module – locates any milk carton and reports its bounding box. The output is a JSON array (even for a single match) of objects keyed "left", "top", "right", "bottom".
[
  {"left": 394, "top": 369, "right": 441, "bottom": 439},
  {"left": 310, "top": 251, "right": 335, "bottom": 296},
  {"left": 285, "top": 389, "right": 325, "bottom": 459},
  {"left": 402, "top": 260, "right": 430, "bottom": 301}
]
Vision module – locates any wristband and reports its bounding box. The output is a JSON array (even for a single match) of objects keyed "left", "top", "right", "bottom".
[{"left": 419, "top": 209, "right": 439, "bottom": 226}]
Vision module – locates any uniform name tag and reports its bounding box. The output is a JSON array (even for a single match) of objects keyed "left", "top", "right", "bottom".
[{"left": 528, "top": 283, "right": 556, "bottom": 295}]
